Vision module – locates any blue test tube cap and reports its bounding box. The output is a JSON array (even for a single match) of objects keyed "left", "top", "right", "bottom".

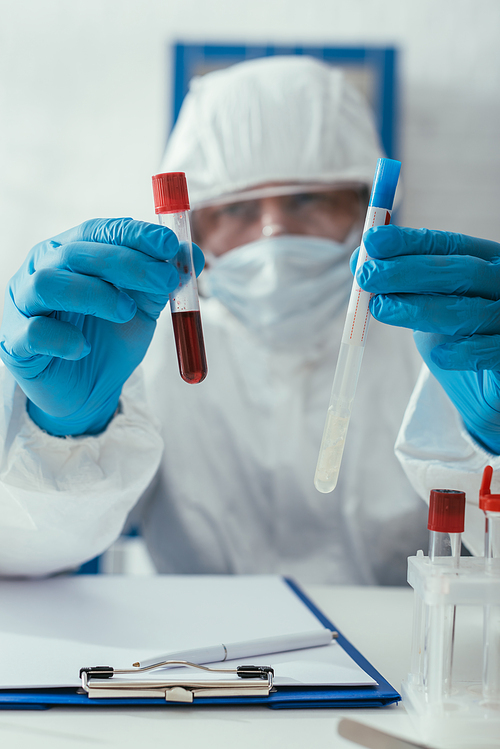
[{"left": 368, "top": 158, "right": 401, "bottom": 210}]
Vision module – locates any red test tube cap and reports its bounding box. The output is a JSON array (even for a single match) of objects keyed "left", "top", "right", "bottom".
[
  {"left": 152, "top": 172, "right": 190, "bottom": 214},
  {"left": 428, "top": 489, "right": 466, "bottom": 533},
  {"left": 479, "top": 465, "right": 500, "bottom": 512}
]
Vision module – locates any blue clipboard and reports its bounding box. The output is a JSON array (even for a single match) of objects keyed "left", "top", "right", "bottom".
[{"left": 0, "top": 578, "right": 400, "bottom": 710}]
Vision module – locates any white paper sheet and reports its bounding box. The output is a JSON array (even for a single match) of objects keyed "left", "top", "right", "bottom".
[{"left": 0, "top": 575, "right": 376, "bottom": 689}]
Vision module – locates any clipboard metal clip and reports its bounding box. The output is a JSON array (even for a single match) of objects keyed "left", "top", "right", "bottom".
[{"left": 79, "top": 661, "right": 275, "bottom": 703}]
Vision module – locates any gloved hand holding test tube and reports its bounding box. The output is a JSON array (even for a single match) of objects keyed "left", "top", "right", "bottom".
[{"left": 314, "top": 158, "right": 401, "bottom": 493}]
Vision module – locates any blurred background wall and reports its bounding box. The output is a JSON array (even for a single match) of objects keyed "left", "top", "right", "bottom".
[{"left": 1, "top": 0, "right": 499, "bottom": 306}]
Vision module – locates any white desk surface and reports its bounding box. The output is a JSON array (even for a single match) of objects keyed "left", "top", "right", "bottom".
[{"left": 0, "top": 584, "right": 423, "bottom": 749}]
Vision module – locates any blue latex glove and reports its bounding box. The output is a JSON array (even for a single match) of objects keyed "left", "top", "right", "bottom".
[
  {"left": 0, "top": 218, "right": 204, "bottom": 437},
  {"left": 353, "top": 224, "right": 500, "bottom": 454}
]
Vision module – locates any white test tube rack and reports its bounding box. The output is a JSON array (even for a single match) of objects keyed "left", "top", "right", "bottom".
[{"left": 402, "top": 552, "right": 500, "bottom": 748}]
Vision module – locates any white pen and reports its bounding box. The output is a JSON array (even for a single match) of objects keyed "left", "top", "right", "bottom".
[{"left": 133, "top": 628, "right": 338, "bottom": 669}]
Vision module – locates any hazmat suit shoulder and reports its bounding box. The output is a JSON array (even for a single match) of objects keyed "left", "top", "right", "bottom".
[{"left": 395, "top": 365, "right": 500, "bottom": 556}]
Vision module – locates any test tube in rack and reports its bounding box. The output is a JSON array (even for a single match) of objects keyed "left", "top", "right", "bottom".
[
  {"left": 425, "top": 489, "right": 465, "bottom": 700},
  {"left": 479, "top": 466, "right": 500, "bottom": 705}
]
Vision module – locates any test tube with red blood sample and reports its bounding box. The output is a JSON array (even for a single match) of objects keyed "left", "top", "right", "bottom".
[{"left": 152, "top": 172, "right": 208, "bottom": 384}]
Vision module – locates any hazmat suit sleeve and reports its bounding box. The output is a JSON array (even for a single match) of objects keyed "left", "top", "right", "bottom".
[
  {"left": 0, "top": 364, "right": 163, "bottom": 577},
  {"left": 395, "top": 365, "right": 500, "bottom": 556}
]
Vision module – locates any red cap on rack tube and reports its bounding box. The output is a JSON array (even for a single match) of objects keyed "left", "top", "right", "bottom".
[
  {"left": 427, "top": 489, "right": 466, "bottom": 533},
  {"left": 152, "top": 172, "right": 190, "bottom": 214},
  {"left": 479, "top": 465, "right": 500, "bottom": 513}
]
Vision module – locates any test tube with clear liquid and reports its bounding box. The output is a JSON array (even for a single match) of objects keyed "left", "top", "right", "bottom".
[
  {"left": 314, "top": 158, "right": 401, "bottom": 493},
  {"left": 152, "top": 172, "right": 208, "bottom": 384}
]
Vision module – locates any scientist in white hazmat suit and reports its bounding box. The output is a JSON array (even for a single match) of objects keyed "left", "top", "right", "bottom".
[{"left": 0, "top": 57, "right": 429, "bottom": 582}]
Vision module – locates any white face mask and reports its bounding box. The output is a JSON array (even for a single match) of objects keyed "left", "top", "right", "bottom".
[{"left": 200, "top": 230, "right": 361, "bottom": 349}]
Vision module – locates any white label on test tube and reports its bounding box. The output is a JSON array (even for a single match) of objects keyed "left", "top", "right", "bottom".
[
  {"left": 158, "top": 211, "right": 200, "bottom": 314},
  {"left": 342, "top": 206, "right": 392, "bottom": 347}
]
